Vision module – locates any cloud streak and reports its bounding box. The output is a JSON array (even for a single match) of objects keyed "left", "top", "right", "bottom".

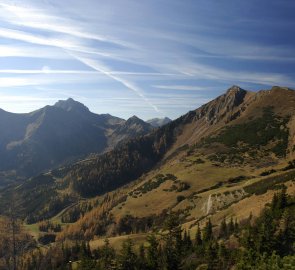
[
  {"left": 0, "top": 0, "right": 294, "bottom": 119},
  {"left": 70, "top": 55, "right": 161, "bottom": 113},
  {"left": 0, "top": 2, "right": 163, "bottom": 113},
  {"left": 0, "top": 2, "right": 134, "bottom": 49},
  {"left": 153, "top": 85, "right": 210, "bottom": 91}
]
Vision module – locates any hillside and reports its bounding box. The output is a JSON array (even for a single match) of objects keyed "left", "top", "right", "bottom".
[
  {"left": 1, "top": 85, "right": 295, "bottom": 270},
  {"left": 0, "top": 98, "right": 152, "bottom": 185},
  {"left": 2, "top": 86, "right": 295, "bottom": 225}
]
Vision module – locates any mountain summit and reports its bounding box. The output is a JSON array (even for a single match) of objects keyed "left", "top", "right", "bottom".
[
  {"left": 54, "top": 98, "right": 90, "bottom": 113},
  {"left": 108, "top": 115, "right": 153, "bottom": 147},
  {"left": 0, "top": 100, "right": 152, "bottom": 183}
]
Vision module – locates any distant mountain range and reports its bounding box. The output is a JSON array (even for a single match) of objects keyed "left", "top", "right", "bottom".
[
  {"left": 4, "top": 85, "right": 295, "bottom": 224},
  {"left": 0, "top": 98, "right": 159, "bottom": 182}
]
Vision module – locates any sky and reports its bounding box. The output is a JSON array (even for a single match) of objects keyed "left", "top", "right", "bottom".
[{"left": 0, "top": 0, "right": 295, "bottom": 120}]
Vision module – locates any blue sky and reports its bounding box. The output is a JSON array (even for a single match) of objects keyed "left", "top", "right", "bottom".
[{"left": 0, "top": 0, "right": 294, "bottom": 120}]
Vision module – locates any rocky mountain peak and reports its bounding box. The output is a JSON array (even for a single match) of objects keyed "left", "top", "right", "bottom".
[
  {"left": 226, "top": 85, "right": 242, "bottom": 93},
  {"left": 195, "top": 85, "right": 249, "bottom": 125},
  {"left": 54, "top": 98, "right": 89, "bottom": 113},
  {"left": 224, "top": 85, "right": 248, "bottom": 106},
  {"left": 220, "top": 85, "right": 249, "bottom": 108},
  {"left": 126, "top": 115, "right": 143, "bottom": 124}
]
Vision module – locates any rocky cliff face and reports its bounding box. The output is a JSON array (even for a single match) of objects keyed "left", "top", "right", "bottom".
[{"left": 195, "top": 85, "right": 250, "bottom": 124}]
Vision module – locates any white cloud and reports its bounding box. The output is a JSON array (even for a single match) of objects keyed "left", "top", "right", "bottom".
[
  {"left": 0, "top": 0, "right": 294, "bottom": 118},
  {"left": 0, "top": 73, "right": 109, "bottom": 88},
  {"left": 0, "top": 2, "right": 164, "bottom": 113},
  {"left": 0, "top": 45, "right": 70, "bottom": 59},
  {"left": 0, "top": 27, "right": 84, "bottom": 50},
  {"left": 0, "top": 77, "right": 41, "bottom": 87},
  {"left": 153, "top": 85, "right": 209, "bottom": 91},
  {"left": 0, "top": 2, "right": 134, "bottom": 49},
  {"left": 0, "top": 69, "right": 96, "bottom": 74}
]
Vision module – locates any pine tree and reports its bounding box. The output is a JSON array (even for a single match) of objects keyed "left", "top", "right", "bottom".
[
  {"left": 219, "top": 217, "right": 227, "bottom": 239},
  {"left": 183, "top": 230, "right": 192, "bottom": 252},
  {"left": 203, "top": 219, "right": 213, "bottom": 242},
  {"left": 99, "top": 239, "right": 116, "bottom": 270},
  {"left": 228, "top": 217, "right": 235, "bottom": 235},
  {"left": 205, "top": 241, "right": 218, "bottom": 269},
  {"left": 234, "top": 218, "right": 239, "bottom": 234},
  {"left": 277, "top": 188, "right": 288, "bottom": 210},
  {"left": 162, "top": 213, "right": 182, "bottom": 270},
  {"left": 138, "top": 244, "right": 147, "bottom": 270},
  {"left": 118, "top": 238, "right": 138, "bottom": 270},
  {"left": 217, "top": 242, "right": 228, "bottom": 269},
  {"left": 146, "top": 234, "right": 159, "bottom": 270},
  {"left": 195, "top": 223, "right": 202, "bottom": 247}
]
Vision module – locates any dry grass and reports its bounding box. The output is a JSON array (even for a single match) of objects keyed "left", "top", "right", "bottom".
[{"left": 90, "top": 233, "right": 147, "bottom": 251}]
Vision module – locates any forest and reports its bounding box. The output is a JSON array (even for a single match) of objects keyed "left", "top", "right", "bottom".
[{"left": 0, "top": 188, "right": 294, "bottom": 270}]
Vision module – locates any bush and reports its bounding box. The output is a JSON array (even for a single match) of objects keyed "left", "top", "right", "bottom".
[
  {"left": 177, "top": 195, "right": 186, "bottom": 203},
  {"left": 204, "top": 107, "right": 290, "bottom": 158},
  {"left": 38, "top": 233, "right": 56, "bottom": 245},
  {"left": 260, "top": 169, "right": 277, "bottom": 176},
  {"left": 244, "top": 170, "right": 295, "bottom": 195}
]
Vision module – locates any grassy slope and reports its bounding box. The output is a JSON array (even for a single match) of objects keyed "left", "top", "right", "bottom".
[{"left": 22, "top": 87, "right": 295, "bottom": 248}]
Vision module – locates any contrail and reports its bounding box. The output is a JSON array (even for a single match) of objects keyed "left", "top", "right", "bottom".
[{"left": 69, "top": 53, "right": 161, "bottom": 113}]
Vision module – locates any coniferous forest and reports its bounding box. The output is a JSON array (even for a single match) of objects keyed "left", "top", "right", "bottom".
[{"left": 1, "top": 189, "right": 294, "bottom": 270}]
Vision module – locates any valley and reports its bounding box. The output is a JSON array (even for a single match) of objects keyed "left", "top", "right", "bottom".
[{"left": 1, "top": 86, "right": 295, "bottom": 269}]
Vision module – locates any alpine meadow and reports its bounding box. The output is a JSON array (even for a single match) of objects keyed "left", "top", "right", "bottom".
[{"left": 0, "top": 1, "right": 295, "bottom": 270}]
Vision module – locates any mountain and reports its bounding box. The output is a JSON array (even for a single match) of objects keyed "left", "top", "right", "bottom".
[
  {"left": 1, "top": 86, "right": 294, "bottom": 270},
  {"left": 146, "top": 117, "right": 172, "bottom": 127},
  {"left": 108, "top": 115, "right": 153, "bottom": 147},
  {"left": 0, "top": 99, "right": 152, "bottom": 183},
  {"left": 3, "top": 85, "right": 295, "bottom": 226}
]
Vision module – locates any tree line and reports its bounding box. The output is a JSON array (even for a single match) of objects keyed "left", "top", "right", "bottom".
[{"left": 1, "top": 188, "right": 294, "bottom": 269}]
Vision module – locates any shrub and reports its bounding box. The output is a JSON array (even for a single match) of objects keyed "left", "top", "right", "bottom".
[{"left": 177, "top": 195, "right": 186, "bottom": 203}]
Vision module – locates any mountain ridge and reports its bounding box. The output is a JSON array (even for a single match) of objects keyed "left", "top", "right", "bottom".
[
  {"left": 0, "top": 99, "right": 152, "bottom": 183},
  {"left": 3, "top": 86, "right": 295, "bottom": 225}
]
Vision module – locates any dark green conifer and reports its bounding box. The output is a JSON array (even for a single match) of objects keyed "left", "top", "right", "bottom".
[
  {"left": 219, "top": 217, "right": 227, "bottom": 239},
  {"left": 146, "top": 234, "right": 159, "bottom": 270},
  {"left": 203, "top": 219, "right": 213, "bottom": 242}
]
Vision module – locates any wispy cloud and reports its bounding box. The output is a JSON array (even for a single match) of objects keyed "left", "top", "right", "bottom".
[
  {"left": 70, "top": 55, "right": 161, "bottom": 113},
  {"left": 0, "top": 2, "right": 163, "bottom": 113},
  {"left": 0, "top": 2, "right": 134, "bottom": 49},
  {"left": 153, "top": 85, "right": 210, "bottom": 91},
  {"left": 0, "top": 73, "right": 109, "bottom": 88},
  {"left": 0, "top": 69, "right": 176, "bottom": 77},
  {"left": 0, "top": 69, "right": 96, "bottom": 74},
  {"left": 154, "top": 61, "right": 295, "bottom": 87},
  {"left": 0, "top": 0, "right": 294, "bottom": 119},
  {"left": 0, "top": 27, "right": 86, "bottom": 51},
  {"left": 0, "top": 45, "right": 70, "bottom": 59}
]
